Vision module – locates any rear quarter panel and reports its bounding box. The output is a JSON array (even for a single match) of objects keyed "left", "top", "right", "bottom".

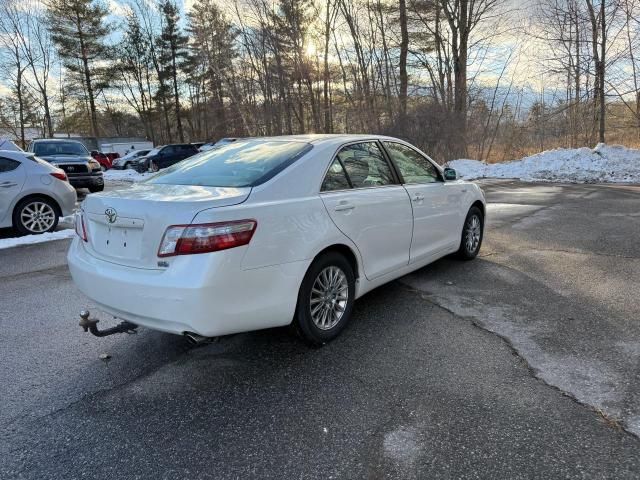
[{"left": 191, "top": 195, "right": 360, "bottom": 271}]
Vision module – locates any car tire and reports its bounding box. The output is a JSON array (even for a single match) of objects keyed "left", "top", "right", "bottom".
[
  {"left": 293, "top": 252, "right": 356, "bottom": 346},
  {"left": 150, "top": 161, "right": 159, "bottom": 172},
  {"left": 456, "top": 206, "right": 484, "bottom": 260},
  {"left": 89, "top": 185, "right": 104, "bottom": 193},
  {"left": 13, "top": 196, "right": 59, "bottom": 235},
  {"left": 124, "top": 162, "right": 131, "bottom": 170}
]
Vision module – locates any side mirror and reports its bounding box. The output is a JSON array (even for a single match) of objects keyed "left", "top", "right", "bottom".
[{"left": 443, "top": 167, "right": 457, "bottom": 181}]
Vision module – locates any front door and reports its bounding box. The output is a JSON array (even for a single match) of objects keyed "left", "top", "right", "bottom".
[
  {"left": 320, "top": 141, "right": 413, "bottom": 280},
  {"left": 382, "top": 141, "right": 463, "bottom": 262}
]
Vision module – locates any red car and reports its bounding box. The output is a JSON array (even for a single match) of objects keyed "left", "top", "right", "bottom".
[{"left": 90, "top": 151, "right": 112, "bottom": 171}]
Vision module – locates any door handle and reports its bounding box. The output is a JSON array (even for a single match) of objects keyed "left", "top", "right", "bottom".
[
  {"left": 0, "top": 182, "right": 17, "bottom": 188},
  {"left": 334, "top": 202, "right": 355, "bottom": 212},
  {"left": 412, "top": 194, "right": 425, "bottom": 202}
]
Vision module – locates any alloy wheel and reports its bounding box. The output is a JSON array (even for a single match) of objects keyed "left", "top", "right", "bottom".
[
  {"left": 464, "top": 214, "right": 482, "bottom": 254},
  {"left": 309, "top": 266, "right": 349, "bottom": 330},
  {"left": 20, "top": 201, "right": 56, "bottom": 233}
]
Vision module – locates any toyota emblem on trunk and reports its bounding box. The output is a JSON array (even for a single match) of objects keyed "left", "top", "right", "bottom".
[{"left": 105, "top": 208, "right": 117, "bottom": 224}]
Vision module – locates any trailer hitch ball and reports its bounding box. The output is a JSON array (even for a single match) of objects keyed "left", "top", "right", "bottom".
[
  {"left": 78, "top": 310, "right": 138, "bottom": 337},
  {"left": 79, "top": 310, "right": 99, "bottom": 332}
]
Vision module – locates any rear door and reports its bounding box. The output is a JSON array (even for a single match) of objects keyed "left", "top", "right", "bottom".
[
  {"left": 320, "top": 141, "right": 413, "bottom": 280},
  {"left": 0, "top": 157, "right": 26, "bottom": 225},
  {"left": 382, "top": 141, "right": 463, "bottom": 262}
]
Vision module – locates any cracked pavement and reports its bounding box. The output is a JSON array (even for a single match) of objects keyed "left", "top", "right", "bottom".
[{"left": 1, "top": 180, "right": 640, "bottom": 478}]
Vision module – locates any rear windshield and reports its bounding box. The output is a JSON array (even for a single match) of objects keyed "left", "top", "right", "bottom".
[
  {"left": 33, "top": 141, "right": 88, "bottom": 156},
  {"left": 146, "top": 139, "right": 313, "bottom": 188}
]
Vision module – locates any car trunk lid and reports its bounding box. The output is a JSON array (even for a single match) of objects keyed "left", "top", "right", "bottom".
[{"left": 82, "top": 183, "right": 251, "bottom": 269}]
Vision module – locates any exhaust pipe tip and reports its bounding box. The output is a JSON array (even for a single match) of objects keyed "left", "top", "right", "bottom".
[{"left": 184, "top": 332, "right": 213, "bottom": 346}]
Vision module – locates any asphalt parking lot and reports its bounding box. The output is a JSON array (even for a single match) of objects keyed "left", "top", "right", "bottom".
[{"left": 1, "top": 180, "right": 639, "bottom": 479}]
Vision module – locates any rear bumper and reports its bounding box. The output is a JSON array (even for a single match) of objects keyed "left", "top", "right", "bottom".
[
  {"left": 67, "top": 238, "right": 308, "bottom": 337},
  {"left": 69, "top": 174, "right": 104, "bottom": 188}
]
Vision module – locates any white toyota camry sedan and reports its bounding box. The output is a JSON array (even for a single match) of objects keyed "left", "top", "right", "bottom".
[{"left": 68, "top": 135, "right": 485, "bottom": 345}]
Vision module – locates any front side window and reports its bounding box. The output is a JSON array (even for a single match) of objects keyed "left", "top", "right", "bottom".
[
  {"left": 0, "top": 157, "right": 20, "bottom": 173},
  {"left": 384, "top": 142, "right": 440, "bottom": 184},
  {"left": 32, "top": 141, "right": 89, "bottom": 157},
  {"left": 336, "top": 142, "right": 394, "bottom": 188},
  {"left": 146, "top": 139, "right": 313, "bottom": 188},
  {"left": 321, "top": 158, "right": 351, "bottom": 191}
]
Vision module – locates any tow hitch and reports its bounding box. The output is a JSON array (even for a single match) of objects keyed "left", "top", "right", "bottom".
[{"left": 79, "top": 310, "right": 138, "bottom": 337}]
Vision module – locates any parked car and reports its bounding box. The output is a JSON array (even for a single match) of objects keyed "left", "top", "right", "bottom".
[
  {"left": 90, "top": 151, "right": 112, "bottom": 171},
  {"left": 0, "top": 150, "right": 76, "bottom": 235},
  {"left": 68, "top": 135, "right": 485, "bottom": 345},
  {"left": 111, "top": 149, "right": 151, "bottom": 170},
  {"left": 29, "top": 139, "right": 104, "bottom": 193},
  {"left": 135, "top": 144, "right": 199, "bottom": 173},
  {"left": 105, "top": 152, "right": 120, "bottom": 164},
  {"left": 199, "top": 137, "right": 239, "bottom": 152}
]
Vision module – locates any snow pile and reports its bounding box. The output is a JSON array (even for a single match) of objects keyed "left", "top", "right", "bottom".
[
  {"left": 0, "top": 229, "right": 75, "bottom": 250},
  {"left": 104, "top": 169, "right": 152, "bottom": 183},
  {"left": 448, "top": 144, "right": 640, "bottom": 183}
]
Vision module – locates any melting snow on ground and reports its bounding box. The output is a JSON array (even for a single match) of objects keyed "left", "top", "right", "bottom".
[
  {"left": 0, "top": 229, "right": 76, "bottom": 250},
  {"left": 448, "top": 144, "right": 640, "bottom": 183},
  {"left": 104, "top": 169, "right": 152, "bottom": 183}
]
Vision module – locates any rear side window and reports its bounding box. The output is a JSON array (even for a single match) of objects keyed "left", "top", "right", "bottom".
[
  {"left": 322, "top": 159, "right": 351, "bottom": 191},
  {"left": 146, "top": 139, "right": 313, "bottom": 188},
  {"left": 0, "top": 157, "right": 20, "bottom": 173},
  {"left": 336, "top": 142, "right": 394, "bottom": 188}
]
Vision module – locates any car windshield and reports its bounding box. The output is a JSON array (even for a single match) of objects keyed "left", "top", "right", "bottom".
[
  {"left": 33, "top": 141, "right": 88, "bottom": 156},
  {"left": 146, "top": 139, "right": 313, "bottom": 188},
  {"left": 146, "top": 147, "right": 162, "bottom": 156}
]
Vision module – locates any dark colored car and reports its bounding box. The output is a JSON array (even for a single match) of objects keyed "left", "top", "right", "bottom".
[
  {"left": 136, "top": 144, "right": 200, "bottom": 173},
  {"left": 29, "top": 139, "right": 104, "bottom": 192},
  {"left": 111, "top": 149, "right": 151, "bottom": 170},
  {"left": 90, "top": 151, "right": 112, "bottom": 170}
]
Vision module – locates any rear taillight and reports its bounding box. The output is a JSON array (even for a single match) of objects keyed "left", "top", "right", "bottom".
[
  {"left": 158, "top": 220, "right": 257, "bottom": 257},
  {"left": 75, "top": 212, "right": 88, "bottom": 242},
  {"left": 50, "top": 171, "right": 67, "bottom": 181}
]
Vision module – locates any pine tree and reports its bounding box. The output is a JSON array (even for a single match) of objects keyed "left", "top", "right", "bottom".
[
  {"left": 187, "top": 0, "right": 237, "bottom": 138},
  {"left": 157, "top": 1, "right": 188, "bottom": 142},
  {"left": 46, "top": 0, "right": 110, "bottom": 137}
]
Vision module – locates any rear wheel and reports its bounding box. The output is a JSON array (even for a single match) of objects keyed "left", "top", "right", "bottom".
[
  {"left": 457, "top": 206, "right": 483, "bottom": 260},
  {"left": 13, "top": 197, "right": 59, "bottom": 235},
  {"left": 89, "top": 184, "right": 104, "bottom": 193},
  {"left": 293, "top": 252, "right": 356, "bottom": 345}
]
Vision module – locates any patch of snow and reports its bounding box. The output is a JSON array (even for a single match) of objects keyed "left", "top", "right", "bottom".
[
  {"left": 0, "top": 229, "right": 76, "bottom": 250},
  {"left": 104, "top": 169, "right": 153, "bottom": 183},
  {"left": 448, "top": 144, "right": 640, "bottom": 183}
]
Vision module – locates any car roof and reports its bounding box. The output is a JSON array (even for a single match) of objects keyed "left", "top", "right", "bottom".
[
  {"left": 31, "top": 138, "right": 85, "bottom": 143},
  {"left": 241, "top": 134, "right": 404, "bottom": 146},
  {"left": 0, "top": 150, "right": 35, "bottom": 162}
]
